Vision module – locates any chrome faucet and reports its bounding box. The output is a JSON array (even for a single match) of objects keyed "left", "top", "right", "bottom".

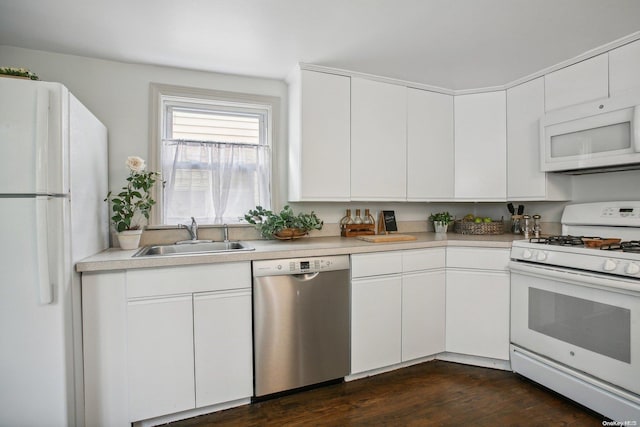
[
  {"left": 180, "top": 217, "right": 198, "bottom": 241},
  {"left": 223, "top": 224, "right": 229, "bottom": 243}
]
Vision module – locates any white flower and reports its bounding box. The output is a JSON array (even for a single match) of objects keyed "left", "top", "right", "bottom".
[{"left": 126, "top": 156, "right": 146, "bottom": 172}]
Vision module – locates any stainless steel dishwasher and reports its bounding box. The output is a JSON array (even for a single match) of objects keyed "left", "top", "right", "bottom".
[{"left": 253, "top": 255, "right": 350, "bottom": 397}]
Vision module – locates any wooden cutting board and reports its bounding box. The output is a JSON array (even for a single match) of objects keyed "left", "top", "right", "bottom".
[{"left": 357, "top": 234, "right": 417, "bottom": 243}]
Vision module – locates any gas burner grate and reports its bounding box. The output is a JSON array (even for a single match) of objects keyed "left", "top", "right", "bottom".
[
  {"left": 600, "top": 240, "right": 640, "bottom": 253},
  {"left": 530, "top": 235, "right": 597, "bottom": 246}
]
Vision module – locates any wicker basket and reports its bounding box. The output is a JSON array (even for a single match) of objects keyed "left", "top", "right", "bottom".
[{"left": 453, "top": 219, "right": 505, "bottom": 235}]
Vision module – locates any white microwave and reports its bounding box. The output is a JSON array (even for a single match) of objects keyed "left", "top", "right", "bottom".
[{"left": 540, "top": 92, "right": 640, "bottom": 174}]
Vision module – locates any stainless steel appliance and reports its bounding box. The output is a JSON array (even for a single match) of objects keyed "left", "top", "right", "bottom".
[
  {"left": 253, "top": 255, "right": 351, "bottom": 397},
  {"left": 510, "top": 201, "right": 640, "bottom": 422},
  {"left": 540, "top": 91, "right": 640, "bottom": 174}
]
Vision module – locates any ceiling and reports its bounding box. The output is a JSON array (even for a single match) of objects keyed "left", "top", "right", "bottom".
[{"left": 1, "top": 0, "right": 640, "bottom": 90}]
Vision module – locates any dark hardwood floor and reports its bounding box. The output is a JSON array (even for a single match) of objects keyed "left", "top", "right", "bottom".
[{"left": 170, "top": 360, "right": 604, "bottom": 426}]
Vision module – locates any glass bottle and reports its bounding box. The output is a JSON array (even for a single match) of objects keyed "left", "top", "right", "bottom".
[
  {"left": 353, "top": 209, "right": 363, "bottom": 224},
  {"left": 339, "top": 209, "right": 353, "bottom": 229},
  {"left": 363, "top": 209, "right": 375, "bottom": 225}
]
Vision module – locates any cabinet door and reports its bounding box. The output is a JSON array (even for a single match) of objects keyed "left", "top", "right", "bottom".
[
  {"left": 193, "top": 290, "right": 252, "bottom": 408},
  {"left": 507, "top": 78, "right": 570, "bottom": 200},
  {"left": 402, "top": 270, "right": 446, "bottom": 361},
  {"left": 289, "top": 70, "right": 351, "bottom": 201},
  {"left": 351, "top": 78, "right": 407, "bottom": 200},
  {"left": 454, "top": 91, "right": 506, "bottom": 200},
  {"left": 545, "top": 54, "right": 609, "bottom": 111},
  {"left": 127, "top": 295, "right": 195, "bottom": 422},
  {"left": 609, "top": 39, "right": 640, "bottom": 96},
  {"left": 351, "top": 275, "right": 402, "bottom": 373},
  {"left": 445, "top": 270, "right": 510, "bottom": 360},
  {"left": 407, "top": 88, "right": 454, "bottom": 200}
]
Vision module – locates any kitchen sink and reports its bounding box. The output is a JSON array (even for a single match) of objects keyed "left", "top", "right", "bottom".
[{"left": 133, "top": 241, "right": 255, "bottom": 257}]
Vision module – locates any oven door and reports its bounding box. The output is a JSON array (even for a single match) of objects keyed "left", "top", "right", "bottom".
[{"left": 510, "top": 261, "right": 640, "bottom": 396}]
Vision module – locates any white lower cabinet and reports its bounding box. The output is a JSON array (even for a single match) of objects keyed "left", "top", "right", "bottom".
[
  {"left": 351, "top": 274, "right": 403, "bottom": 373},
  {"left": 193, "top": 290, "right": 253, "bottom": 408},
  {"left": 128, "top": 295, "right": 195, "bottom": 421},
  {"left": 82, "top": 262, "right": 252, "bottom": 426},
  {"left": 351, "top": 248, "right": 446, "bottom": 374},
  {"left": 402, "top": 270, "right": 446, "bottom": 361},
  {"left": 445, "top": 248, "right": 510, "bottom": 361}
]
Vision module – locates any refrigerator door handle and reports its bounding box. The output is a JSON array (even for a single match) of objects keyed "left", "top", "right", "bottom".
[
  {"left": 35, "top": 197, "right": 53, "bottom": 304},
  {"left": 35, "top": 88, "right": 49, "bottom": 194}
]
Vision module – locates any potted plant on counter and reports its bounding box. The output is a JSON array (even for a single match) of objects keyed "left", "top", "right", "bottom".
[
  {"left": 429, "top": 211, "right": 453, "bottom": 233},
  {"left": 243, "top": 205, "right": 323, "bottom": 240},
  {"left": 105, "top": 156, "right": 160, "bottom": 249}
]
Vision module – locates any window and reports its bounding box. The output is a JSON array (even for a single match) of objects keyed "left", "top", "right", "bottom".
[{"left": 152, "top": 85, "right": 276, "bottom": 225}]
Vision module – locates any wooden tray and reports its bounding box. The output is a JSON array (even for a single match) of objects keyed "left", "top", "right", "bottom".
[{"left": 357, "top": 234, "right": 417, "bottom": 243}]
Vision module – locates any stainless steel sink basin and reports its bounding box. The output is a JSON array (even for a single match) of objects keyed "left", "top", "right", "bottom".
[{"left": 133, "top": 241, "right": 254, "bottom": 257}]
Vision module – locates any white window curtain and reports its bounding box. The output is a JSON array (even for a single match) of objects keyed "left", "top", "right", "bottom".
[{"left": 162, "top": 140, "right": 270, "bottom": 224}]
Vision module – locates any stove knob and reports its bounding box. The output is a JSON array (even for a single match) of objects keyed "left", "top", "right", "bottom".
[
  {"left": 537, "top": 251, "right": 547, "bottom": 261},
  {"left": 603, "top": 259, "right": 617, "bottom": 272},
  {"left": 626, "top": 263, "right": 640, "bottom": 275},
  {"left": 522, "top": 249, "right": 533, "bottom": 259}
]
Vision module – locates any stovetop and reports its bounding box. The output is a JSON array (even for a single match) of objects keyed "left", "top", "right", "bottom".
[{"left": 528, "top": 235, "right": 640, "bottom": 253}]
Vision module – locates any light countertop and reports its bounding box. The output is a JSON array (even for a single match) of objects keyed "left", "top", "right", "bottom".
[{"left": 76, "top": 232, "right": 521, "bottom": 273}]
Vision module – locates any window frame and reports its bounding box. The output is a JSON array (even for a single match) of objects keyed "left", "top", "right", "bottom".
[{"left": 149, "top": 83, "right": 280, "bottom": 225}]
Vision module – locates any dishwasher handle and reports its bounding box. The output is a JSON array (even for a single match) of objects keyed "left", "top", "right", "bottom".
[{"left": 291, "top": 272, "right": 320, "bottom": 281}]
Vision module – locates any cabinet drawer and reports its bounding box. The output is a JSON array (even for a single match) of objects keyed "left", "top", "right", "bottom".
[
  {"left": 127, "top": 262, "right": 251, "bottom": 298},
  {"left": 351, "top": 252, "right": 403, "bottom": 278},
  {"left": 402, "top": 248, "right": 445, "bottom": 272},
  {"left": 446, "top": 247, "right": 509, "bottom": 271}
]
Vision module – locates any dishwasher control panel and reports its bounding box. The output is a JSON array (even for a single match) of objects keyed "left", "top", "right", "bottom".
[{"left": 253, "top": 255, "right": 350, "bottom": 276}]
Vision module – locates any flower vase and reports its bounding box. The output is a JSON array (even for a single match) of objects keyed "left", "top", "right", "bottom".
[
  {"left": 117, "top": 229, "right": 143, "bottom": 250},
  {"left": 433, "top": 221, "right": 449, "bottom": 233}
]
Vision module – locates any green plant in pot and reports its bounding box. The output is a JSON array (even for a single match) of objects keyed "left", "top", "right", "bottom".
[
  {"left": 243, "top": 205, "right": 323, "bottom": 240},
  {"left": 104, "top": 156, "right": 160, "bottom": 249},
  {"left": 429, "top": 211, "right": 453, "bottom": 233}
]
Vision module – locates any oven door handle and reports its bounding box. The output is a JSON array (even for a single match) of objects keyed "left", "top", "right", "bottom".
[{"left": 509, "top": 261, "right": 640, "bottom": 295}]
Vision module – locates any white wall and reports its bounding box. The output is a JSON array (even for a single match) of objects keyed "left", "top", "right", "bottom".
[{"left": 3, "top": 45, "right": 635, "bottom": 228}]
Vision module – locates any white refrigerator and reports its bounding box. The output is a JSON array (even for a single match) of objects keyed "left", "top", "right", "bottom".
[{"left": 0, "top": 78, "right": 108, "bottom": 426}]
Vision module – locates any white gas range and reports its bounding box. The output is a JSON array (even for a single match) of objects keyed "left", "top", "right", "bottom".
[{"left": 509, "top": 201, "right": 640, "bottom": 423}]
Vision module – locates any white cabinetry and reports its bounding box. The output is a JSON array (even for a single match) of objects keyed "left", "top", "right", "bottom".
[
  {"left": 193, "top": 290, "right": 252, "bottom": 408},
  {"left": 128, "top": 295, "right": 195, "bottom": 421},
  {"left": 445, "top": 247, "right": 510, "bottom": 361},
  {"left": 407, "top": 88, "right": 455, "bottom": 200},
  {"left": 454, "top": 91, "right": 507, "bottom": 200},
  {"left": 401, "top": 249, "right": 446, "bottom": 361},
  {"left": 544, "top": 54, "right": 609, "bottom": 111},
  {"left": 288, "top": 69, "right": 351, "bottom": 201},
  {"left": 609, "top": 39, "right": 640, "bottom": 96},
  {"left": 351, "top": 249, "right": 446, "bottom": 374},
  {"left": 351, "top": 252, "right": 403, "bottom": 373},
  {"left": 351, "top": 78, "right": 407, "bottom": 200},
  {"left": 82, "top": 263, "right": 252, "bottom": 426},
  {"left": 506, "top": 77, "right": 570, "bottom": 200}
]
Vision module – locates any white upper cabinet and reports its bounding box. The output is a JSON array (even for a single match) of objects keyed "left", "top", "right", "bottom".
[
  {"left": 609, "top": 39, "right": 640, "bottom": 96},
  {"left": 454, "top": 91, "right": 507, "bottom": 200},
  {"left": 544, "top": 53, "right": 609, "bottom": 111},
  {"left": 351, "top": 78, "right": 407, "bottom": 200},
  {"left": 407, "top": 88, "right": 454, "bottom": 200},
  {"left": 288, "top": 69, "right": 351, "bottom": 201},
  {"left": 507, "top": 77, "right": 570, "bottom": 200}
]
